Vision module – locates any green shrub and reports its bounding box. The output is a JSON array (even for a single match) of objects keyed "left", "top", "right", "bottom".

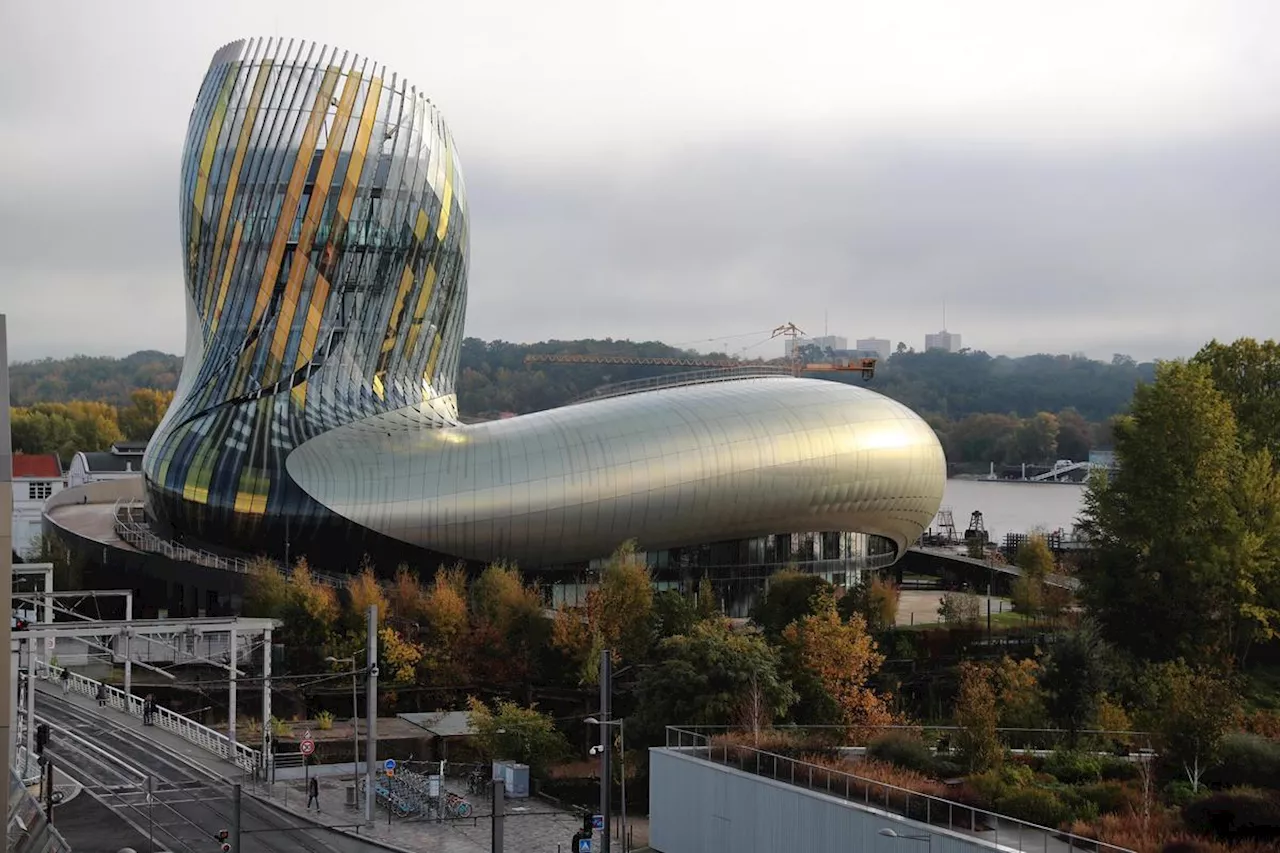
[
  {"left": 1164, "top": 780, "right": 1198, "bottom": 807},
  {"left": 1078, "top": 781, "right": 1142, "bottom": 815},
  {"left": 966, "top": 764, "right": 1036, "bottom": 808},
  {"left": 316, "top": 710, "right": 334, "bottom": 731},
  {"left": 996, "top": 787, "right": 1073, "bottom": 828},
  {"left": 867, "top": 732, "right": 935, "bottom": 775},
  {"left": 1042, "top": 750, "right": 1103, "bottom": 784},
  {"left": 1182, "top": 787, "right": 1280, "bottom": 844},
  {"left": 1098, "top": 757, "right": 1141, "bottom": 782},
  {"left": 1201, "top": 733, "right": 1280, "bottom": 790},
  {"left": 932, "top": 759, "right": 964, "bottom": 780}
]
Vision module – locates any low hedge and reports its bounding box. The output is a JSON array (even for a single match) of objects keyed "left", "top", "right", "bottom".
[
  {"left": 1200, "top": 733, "right": 1280, "bottom": 790},
  {"left": 1182, "top": 787, "right": 1280, "bottom": 844},
  {"left": 867, "top": 732, "right": 936, "bottom": 776}
]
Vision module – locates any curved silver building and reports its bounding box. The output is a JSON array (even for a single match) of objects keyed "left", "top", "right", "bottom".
[{"left": 145, "top": 37, "right": 946, "bottom": 580}]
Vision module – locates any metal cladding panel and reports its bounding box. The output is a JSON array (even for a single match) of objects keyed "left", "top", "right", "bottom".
[
  {"left": 143, "top": 38, "right": 468, "bottom": 544},
  {"left": 649, "top": 749, "right": 994, "bottom": 853},
  {"left": 287, "top": 377, "right": 946, "bottom": 566}
]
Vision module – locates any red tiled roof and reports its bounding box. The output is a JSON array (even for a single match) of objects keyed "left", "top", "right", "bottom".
[{"left": 12, "top": 454, "right": 62, "bottom": 479}]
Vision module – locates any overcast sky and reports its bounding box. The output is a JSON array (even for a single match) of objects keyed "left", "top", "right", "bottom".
[{"left": 2, "top": 0, "right": 1278, "bottom": 363}]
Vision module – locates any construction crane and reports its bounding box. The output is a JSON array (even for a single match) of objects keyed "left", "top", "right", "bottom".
[{"left": 523, "top": 323, "right": 877, "bottom": 379}]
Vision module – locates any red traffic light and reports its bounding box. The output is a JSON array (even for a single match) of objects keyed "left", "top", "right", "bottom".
[
  {"left": 216, "top": 829, "right": 229, "bottom": 841},
  {"left": 220, "top": 844, "right": 231, "bottom": 853}
]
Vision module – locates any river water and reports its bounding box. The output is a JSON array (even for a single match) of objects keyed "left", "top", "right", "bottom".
[{"left": 933, "top": 479, "right": 1087, "bottom": 541}]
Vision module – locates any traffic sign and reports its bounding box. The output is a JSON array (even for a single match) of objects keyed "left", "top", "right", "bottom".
[
  {"left": 591, "top": 814, "right": 604, "bottom": 831},
  {"left": 578, "top": 840, "right": 592, "bottom": 853},
  {"left": 384, "top": 758, "right": 397, "bottom": 771},
  {"left": 299, "top": 739, "right": 315, "bottom": 756}
]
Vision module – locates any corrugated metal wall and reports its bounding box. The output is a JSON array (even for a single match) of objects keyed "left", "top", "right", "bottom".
[{"left": 650, "top": 749, "right": 1002, "bottom": 853}]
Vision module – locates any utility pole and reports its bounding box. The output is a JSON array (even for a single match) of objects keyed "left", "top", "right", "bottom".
[
  {"left": 1, "top": 314, "right": 14, "bottom": 782},
  {"left": 491, "top": 778, "right": 505, "bottom": 853},
  {"left": 123, "top": 593, "right": 133, "bottom": 702},
  {"left": 599, "top": 649, "right": 612, "bottom": 853},
  {"left": 364, "top": 605, "right": 378, "bottom": 825},
  {"left": 262, "top": 626, "right": 272, "bottom": 783},
  {"left": 231, "top": 783, "right": 241, "bottom": 852},
  {"left": 228, "top": 628, "right": 237, "bottom": 743},
  {"left": 25, "top": 641, "right": 35, "bottom": 770}
]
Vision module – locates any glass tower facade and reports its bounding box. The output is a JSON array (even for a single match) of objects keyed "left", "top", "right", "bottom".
[{"left": 144, "top": 38, "right": 468, "bottom": 549}]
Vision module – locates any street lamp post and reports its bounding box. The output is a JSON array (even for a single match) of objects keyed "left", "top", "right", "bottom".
[
  {"left": 324, "top": 655, "right": 361, "bottom": 811},
  {"left": 879, "top": 827, "right": 932, "bottom": 851},
  {"left": 586, "top": 716, "right": 627, "bottom": 852}
]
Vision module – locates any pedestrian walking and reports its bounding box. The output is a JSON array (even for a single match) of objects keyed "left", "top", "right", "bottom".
[
  {"left": 307, "top": 776, "right": 320, "bottom": 812},
  {"left": 60, "top": 667, "right": 70, "bottom": 696},
  {"left": 96, "top": 683, "right": 107, "bottom": 707}
]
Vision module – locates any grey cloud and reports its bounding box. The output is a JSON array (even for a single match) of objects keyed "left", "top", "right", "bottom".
[
  {"left": 4, "top": 121, "right": 1279, "bottom": 364},
  {"left": 464, "top": 127, "right": 1280, "bottom": 360}
]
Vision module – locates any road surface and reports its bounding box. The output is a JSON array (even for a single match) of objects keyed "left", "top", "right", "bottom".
[{"left": 35, "top": 692, "right": 393, "bottom": 853}]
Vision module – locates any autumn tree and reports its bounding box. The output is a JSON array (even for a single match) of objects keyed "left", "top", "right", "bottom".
[
  {"left": 467, "top": 697, "right": 569, "bottom": 777},
  {"left": 344, "top": 563, "right": 389, "bottom": 634},
  {"left": 990, "top": 656, "right": 1044, "bottom": 729},
  {"left": 954, "top": 661, "right": 1001, "bottom": 772},
  {"left": 1078, "top": 360, "right": 1280, "bottom": 663},
  {"left": 1015, "top": 412, "right": 1060, "bottom": 462},
  {"left": 1015, "top": 535, "right": 1055, "bottom": 579},
  {"left": 1012, "top": 535, "right": 1054, "bottom": 618},
  {"left": 782, "top": 592, "right": 895, "bottom": 737},
  {"left": 552, "top": 541, "right": 653, "bottom": 683},
  {"left": 1056, "top": 407, "right": 1094, "bottom": 462},
  {"left": 471, "top": 562, "right": 548, "bottom": 687},
  {"left": 11, "top": 401, "right": 124, "bottom": 461},
  {"left": 695, "top": 576, "right": 719, "bottom": 621},
  {"left": 751, "top": 569, "right": 831, "bottom": 639},
  {"left": 837, "top": 576, "right": 900, "bottom": 633},
  {"left": 633, "top": 619, "right": 794, "bottom": 745},
  {"left": 378, "top": 626, "right": 424, "bottom": 684},
  {"left": 279, "top": 559, "right": 340, "bottom": 671},
  {"left": 118, "top": 388, "right": 174, "bottom": 441},
  {"left": 243, "top": 557, "right": 288, "bottom": 618},
  {"left": 1140, "top": 660, "right": 1240, "bottom": 792}
]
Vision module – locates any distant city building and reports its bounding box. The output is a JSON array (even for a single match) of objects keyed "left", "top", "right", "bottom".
[
  {"left": 925, "top": 330, "right": 961, "bottom": 352},
  {"left": 855, "top": 338, "right": 892, "bottom": 362},
  {"left": 67, "top": 441, "right": 147, "bottom": 488},
  {"left": 11, "top": 453, "right": 64, "bottom": 558},
  {"left": 785, "top": 335, "right": 848, "bottom": 357}
]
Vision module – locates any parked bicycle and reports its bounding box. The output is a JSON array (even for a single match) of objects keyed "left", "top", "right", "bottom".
[{"left": 444, "top": 792, "right": 473, "bottom": 819}]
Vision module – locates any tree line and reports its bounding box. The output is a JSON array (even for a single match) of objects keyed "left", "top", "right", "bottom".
[
  {"left": 9, "top": 340, "right": 1156, "bottom": 466},
  {"left": 11, "top": 390, "right": 174, "bottom": 464}
]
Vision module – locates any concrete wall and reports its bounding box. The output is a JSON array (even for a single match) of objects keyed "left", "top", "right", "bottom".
[{"left": 650, "top": 749, "right": 994, "bottom": 853}]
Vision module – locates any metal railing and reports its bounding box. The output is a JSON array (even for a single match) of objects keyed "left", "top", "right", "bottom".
[
  {"left": 37, "top": 661, "right": 262, "bottom": 773},
  {"left": 570, "top": 366, "right": 795, "bottom": 405},
  {"left": 114, "top": 501, "right": 253, "bottom": 574},
  {"left": 664, "top": 726, "right": 1135, "bottom": 853},
  {"left": 113, "top": 500, "right": 347, "bottom": 587},
  {"left": 660, "top": 724, "right": 1152, "bottom": 755}
]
